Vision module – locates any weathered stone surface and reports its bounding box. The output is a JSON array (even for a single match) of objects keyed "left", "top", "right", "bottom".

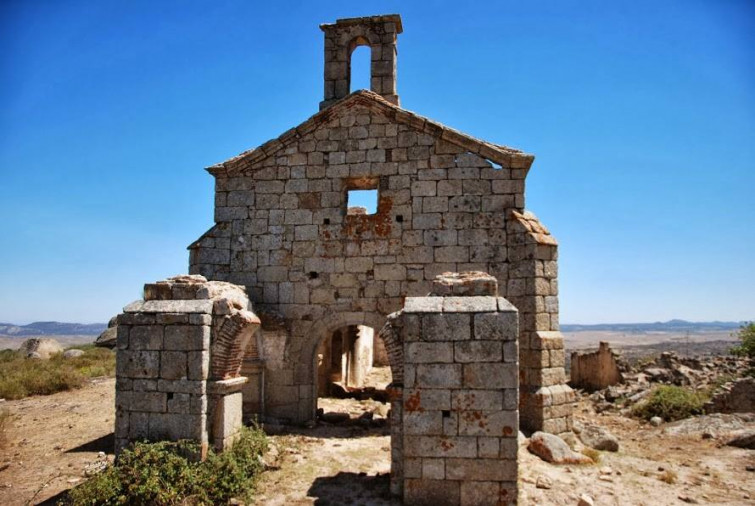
[
  {"left": 571, "top": 342, "right": 624, "bottom": 391},
  {"left": 577, "top": 423, "right": 620, "bottom": 452},
  {"left": 116, "top": 275, "right": 258, "bottom": 457},
  {"left": 19, "top": 338, "right": 63, "bottom": 359},
  {"left": 527, "top": 432, "right": 593, "bottom": 464}
]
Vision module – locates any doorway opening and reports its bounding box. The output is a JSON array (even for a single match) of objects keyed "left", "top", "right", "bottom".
[{"left": 315, "top": 324, "right": 392, "bottom": 424}]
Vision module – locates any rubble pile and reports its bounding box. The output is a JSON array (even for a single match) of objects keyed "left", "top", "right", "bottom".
[{"left": 575, "top": 348, "right": 750, "bottom": 415}]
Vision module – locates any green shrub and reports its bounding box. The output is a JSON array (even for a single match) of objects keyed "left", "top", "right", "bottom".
[
  {"left": 0, "top": 347, "right": 115, "bottom": 400},
  {"left": 632, "top": 385, "right": 707, "bottom": 422},
  {"left": 731, "top": 322, "right": 755, "bottom": 359},
  {"left": 65, "top": 425, "right": 268, "bottom": 505}
]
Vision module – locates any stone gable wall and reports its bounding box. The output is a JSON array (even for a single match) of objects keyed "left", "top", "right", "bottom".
[{"left": 189, "top": 102, "right": 572, "bottom": 434}]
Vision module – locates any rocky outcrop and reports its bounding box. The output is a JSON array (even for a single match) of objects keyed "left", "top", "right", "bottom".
[
  {"left": 19, "top": 338, "right": 63, "bottom": 359},
  {"left": 706, "top": 377, "right": 755, "bottom": 414},
  {"left": 94, "top": 316, "right": 118, "bottom": 349}
]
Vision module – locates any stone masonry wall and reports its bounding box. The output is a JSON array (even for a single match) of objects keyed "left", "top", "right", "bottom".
[
  {"left": 115, "top": 275, "right": 260, "bottom": 455},
  {"left": 187, "top": 14, "right": 573, "bottom": 433},
  {"left": 390, "top": 273, "right": 519, "bottom": 505},
  {"left": 188, "top": 91, "right": 542, "bottom": 424},
  {"left": 507, "top": 211, "right": 575, "bottom": 435},
  {"left": 570, "top": 341, "right": 624, "bottom": 391}
]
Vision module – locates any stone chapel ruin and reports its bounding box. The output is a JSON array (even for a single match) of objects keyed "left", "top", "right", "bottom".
[{"left": 115, "top": 14, "right": 573, "bottom": 504}]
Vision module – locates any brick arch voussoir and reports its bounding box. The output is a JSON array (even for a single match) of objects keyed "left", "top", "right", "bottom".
[
  {"left": 209, "top": 310, "right": 261, "bottom": 380},
  {"left": 306, "top": 311, "right": 402, "bottom": 387}
]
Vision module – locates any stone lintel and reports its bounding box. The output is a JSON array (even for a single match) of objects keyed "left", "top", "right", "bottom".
[
  {"left": 404, "top": 297, "right": 443, "bottom": 313},
  {"left": 207, "top": 376, "right": 249, "bottom": 395},
  {"left": 123, "top": 299, "right": 214, "bottom": 314}
]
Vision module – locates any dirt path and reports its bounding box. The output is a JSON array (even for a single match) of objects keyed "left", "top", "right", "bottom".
[
  {"left": 0, "top": 378, "right": 115, "bottom": 505},
  {"left": 1, "top": 378, "right": 753, "bottom": 505}
]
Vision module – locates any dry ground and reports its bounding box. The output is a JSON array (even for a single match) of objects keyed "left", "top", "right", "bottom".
[{"left": 0, "top": 369, "right": 753, "bottom": 505}]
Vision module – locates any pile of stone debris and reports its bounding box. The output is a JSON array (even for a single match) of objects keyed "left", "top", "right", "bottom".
[{"left": 576, "top": 349, "right": 751, "bottom": 416}]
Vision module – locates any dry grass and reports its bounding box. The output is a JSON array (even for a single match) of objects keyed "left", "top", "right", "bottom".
[
  {"left": 658, "top": 469, "right": 678, "bottom": 484},
  {"left": 0, "top": 346, "right": 115, "bottom": 400},
  {"left": 580, "top": 447, "right": 601, "bottom": 464},
  {"left": 0, "top": 408, "right": 10, "bottom": 449}
]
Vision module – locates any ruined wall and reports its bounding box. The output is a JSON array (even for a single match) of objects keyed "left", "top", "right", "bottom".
[
  {"left": 507, "top": 211, "right": 574, "bottom": 435},
  {"left": 189, "top": 94, "right": 536, "bottom": 424},
  {"left": 115, "top": 275, "right": 260, "bottom": 454},
  {"left": 389, "top": 272, "right": 519, "bottom": 505},
  {"left": 570, "top": 341, "right": 624, "bottom": 391}
]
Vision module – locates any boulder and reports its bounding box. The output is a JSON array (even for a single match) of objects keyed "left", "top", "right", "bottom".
[
  {"left": 726, "top": 429, "right": 755, "bottom": 449},
  {"left": 527, "top": 432, "right": 593, "bottom": 465},
  {"left": 19, "top": 338, "right": 63, "bottom": 359},
  {"left": 94, "top": 316, "right": 118, "bottom": 349},
  {"left": 578, "top": 423, "right": 620, "bottom": 452},
  {"left": 63, "top": 349, "right": 85, "bottom": 359}
]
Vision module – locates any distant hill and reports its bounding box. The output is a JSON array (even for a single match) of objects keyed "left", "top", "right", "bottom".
[
  {"left": 0, "top": 321, "right": 107, "bottom": 337},
  {"left": 561, "top": 319, "right": 745, "bottom": 333}
]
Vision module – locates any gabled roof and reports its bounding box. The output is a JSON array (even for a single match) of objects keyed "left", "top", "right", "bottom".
[{"left": 207, "top": 90, "right": 534, "bottom": 177}]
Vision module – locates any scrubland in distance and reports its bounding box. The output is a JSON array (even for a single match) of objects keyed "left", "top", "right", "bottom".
[{"left": 0, "top": 345, "right": 115, "bottom": 400}]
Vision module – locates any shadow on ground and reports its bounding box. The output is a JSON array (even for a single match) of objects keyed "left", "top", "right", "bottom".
[
  {"left": 307, "top": 472, "right": 398, "bottom": 505},
  {"left": 65, "top": 432, "right": 114, "bottom": 454},
  {"left": 263, "top": 422, "right": 389, "bottom": 441}
]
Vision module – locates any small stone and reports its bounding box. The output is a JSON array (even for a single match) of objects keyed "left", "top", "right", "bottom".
[
  {"left": 63, "top": 349, "right": 85, "bottom": 359},
  {"left": 650, "top": 416, "right": 663, "bottom": 426},
  {"left": 678, "top": 494, "right": 698, "bottom": 504},
  {"left": 578, "top": 493, "right": 595, "bottom": 506},
  {"left": 535, "top": 475, "right": 553, "bottom": 489}
]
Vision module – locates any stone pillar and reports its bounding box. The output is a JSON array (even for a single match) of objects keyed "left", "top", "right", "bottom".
[
  {"left": 507, "top": 211, "right": 574, "bottom": 436},
  {"left": 395, "top": 272, "right": 519, "bottom": 506},
  {"left": 115, "top": 275, "right": 260, "bottom": 455}
]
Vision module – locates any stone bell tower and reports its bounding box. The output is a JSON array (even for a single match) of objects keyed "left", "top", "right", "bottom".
[{"left": 319, "top": 14, "right": 402, "bottom": 110}]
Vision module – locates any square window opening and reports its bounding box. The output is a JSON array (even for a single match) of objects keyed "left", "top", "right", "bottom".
[{"left": 347, "top": 189, "right": 378, "bottom": 215}]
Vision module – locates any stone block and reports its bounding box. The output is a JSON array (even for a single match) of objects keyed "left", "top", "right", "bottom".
[
  {"left": 404, "top": 411, "right": 443, "bottom": 435},
  {"left": 458, "top": 410, "right": 517, "bottom": 437},
  {"left": 406, "top": 342, "right": 453, "bottom": 363},
  {"left": 451, "top": 390, "right": 503, "bottom": 411},
  {"left": 415, "top": 364, "right": 462, "bottom": 388},
  {"left": 131, "top": 392, "right": 167, "bottom": 413},
  {"left": 118, "top": 351, "right": 160, "bottom": 379},
  {"left": 442, "top": 296, "right": 497, "bottom": 313},
  {"left": 149, "top": 412, "right": 204, "bottom": 441},
  {"left": 404, "top": 297, "right": 443, "bottom": 313},
  {"left": 445, "top": 458, "right": 517, "bottom": 481},
  {"left": 403, "top": 389, "right": 451, "bottom": 411},
  {"left": 403, "top": 436, "right": 477, "bottom": 458},
  {"left": 477, "top": 437, "right": 500, "bottom": 459},
  {"left": 129, "top": 325, "right": 163, "bottom": 350},
  {"left": 473, "top": 312, "right": 518, "bottom": 341},
  {"left": 463, "top": 363, "right": 517, "bottom": 389},
  {"left": 164, "top": 325, "right": 211, "bottom": 351},
  {"left": 158, "top": 379, "right": 206, "bottom": 395},
  {"left": 167, "top": 393, "right": 191, "bottom": 414},
  {"left": 211, "top": 392, "right": 243, "bottom": 450},
  {"left": 160, "top": 351, "right": 187, "bottom": 380},
  {"left": 421, "top": 314, "right": 470, "bottom": 341},
  {"left": 405, "top": 479, "right": 460, "bottom": 506},
  {"left": 454, "top": 341, "right": 502, "bottom": 363},
  {"left": 422, "top": 458, "right": 445, "bottom": 480},
  {"left": 460, "top": 481, "right": 501, "bottom": 506}
]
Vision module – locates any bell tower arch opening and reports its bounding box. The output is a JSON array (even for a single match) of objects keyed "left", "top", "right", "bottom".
[{"left": 319, "top": 14, "right": 402, "bottom": 110}]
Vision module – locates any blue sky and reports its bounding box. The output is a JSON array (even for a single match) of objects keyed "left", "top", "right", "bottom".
[{"left": 1, "top": 0, "right": 753, "bottom": 324}]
